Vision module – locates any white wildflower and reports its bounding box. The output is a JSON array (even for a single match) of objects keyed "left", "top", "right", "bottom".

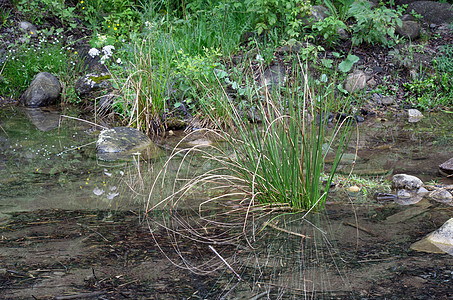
[
  {"left": 116, "top": 58, "right": 122, "bottom": 64},
  {"left": 88, "top": 48, "right": 100, "bottom": 58},
  {"left": 97, "top": 34, "right": 107, "bottom": 43},
  {"left": 102, "top": 45, "right": 115, "bottom": 56}
]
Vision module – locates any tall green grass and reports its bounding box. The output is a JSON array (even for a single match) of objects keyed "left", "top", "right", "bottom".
[
  {"left": 216, "top": 62, "right": 354, "bottom": 210},
  {"left": 147, "top": 58, "right": 354, "bottom": 213}
]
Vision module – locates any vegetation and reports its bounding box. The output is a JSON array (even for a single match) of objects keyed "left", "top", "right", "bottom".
[{"left": 0, "top": 0, "right": 452, "bottom": 208}]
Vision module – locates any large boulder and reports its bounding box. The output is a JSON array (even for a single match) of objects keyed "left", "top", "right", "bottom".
[
  {"left": 96, "top": 127, "right": 161, "bottom": 161},
  {"left": 406, "top": 2, "right": 453, "bottom": 25},
  {"left": 20, "top": 72, "right": 61, "bottom": 107}
]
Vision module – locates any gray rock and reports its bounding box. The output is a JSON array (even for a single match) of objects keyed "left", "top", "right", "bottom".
[
  {"left": 439, "top": 157, "right": 453, "bottom": 177},
  {"left": 381, "top": 96, "right": 395, "bottom": 105},
  {"left": 18, "top": 21, "right": 38, "bottom": 37},
  {"left": 396, "top": 189, "right": 423, "bottom": 205},
  {"left": 411, "top": 217, "right": 453, "bottom": 255},
  {"left": 299, "top": 6, "right": 329, "bottom": 26},
  {"left": 408, "top": 108, "right": 423, "bottom": 122},
  {"left": 20, "top": 72, "right": 61, "bottom": 107},
  {"left": 406, "top": 2, "right": 453, "bottom": 25},
  {"left": 96, "top": 127, "right": 160, "bottom": 161},
  {"left": 428, "top": 218, "right": 453, "bottom": 246},
  {"left": 345, "top": 70, "right": 367, "bottom": 93},
  {"left": 75, "top": 73, "right": 112, "bottom": 98},
  {"left": 396, "top": 20, "right": 421, "bottom": 40},
  {"left": 429, "top": 189, "right": 452, "bottom": 204},
  {"left": 392, "top": 173, "right": 423, "bottom": 190}
]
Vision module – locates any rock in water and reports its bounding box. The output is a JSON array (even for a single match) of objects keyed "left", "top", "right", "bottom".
[
  {"left": 439, "top": 157, "right": 453, "bottom": 177},
  {"left": 407, "top": 109, "right": 423, "bottom": 123},
  {"left": 96, "top": 127, "right": 160, "bottom": 161},
  {"left": 428, "top": 218, "right": 453, "bottom": 246},
  {"left": 429, "top": 188, "right": 452, "bottom": 204},
  {"left": 21, "top": 72, "right": 61, "bottom": 107},
  {"left": 392, "top": 174, "right": 423, "bottom": 190},
  {"left": 411, "top": 218, "right": 453, "bottom": 256}
]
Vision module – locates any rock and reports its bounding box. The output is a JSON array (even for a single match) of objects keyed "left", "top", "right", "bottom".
[
  {"left": 345, "top": 70, "right": 367, "bottom": 93},
  {"left": 412, "top": 218, "right": 453, "bottom": 256},
  {"left": 337, "top": 28, "right": 349, "bottom": 40},
  {"left": 408, "top": 108, "right": 423, "bottom": 123},
  {"left": 428, "top": 218, "right": 453, "bottom": 246},
  {"left": 396, "top": 20, "right": 421, "bottom": 40},
  {"left": 75, "top": 73, "right": 112, "bottom": 98},
  {"left": 299, "top": 6, "right": 329, "bottom": 26},
  {"left": 406, "top": 2, "right": 453, "bottom": 25},
  {"left": 20, "top": 72, "right": 61, "bottom": 107},
  {"left": 395, "top": 189, "right": 424, "bottom": 205},
  {"left": 381, "top": 96, "right": 394, "bottom": 105},
  {"left": 96, "top": 127, "right": 160, "bottom": 161},
  {"left": 392, "top": 173, "right": 423, "bottom": 190},
  {"left": 429, "top": 189, "right": 452, "bottom": 204},
  {"left": 18, "top": 21, "right": 38, "bottom": 37},
  {"left": 439, "top": 158, "right": 453, "bottom": 177},
  {"left": 259, "top": 63, "right": 286, "bottom": 90}
]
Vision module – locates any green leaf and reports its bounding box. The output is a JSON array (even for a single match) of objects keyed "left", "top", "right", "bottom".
[{"left": 338, "top": 54, "right": 359, "bottom": 73}]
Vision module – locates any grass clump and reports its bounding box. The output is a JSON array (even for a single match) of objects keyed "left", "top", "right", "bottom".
[{"left": 148, "top": 59, "right": 354, "bottom": 212}]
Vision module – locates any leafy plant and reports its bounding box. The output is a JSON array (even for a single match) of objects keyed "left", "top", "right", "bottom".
[
  {"left": 348, "top": 1, "right": 402, "bottom": 47},
  {"left": 312, "top": 15, "right": 347, "bottom": 46},
  {"left": 338, "top": 53, "right": 359, "bottom": 73}
]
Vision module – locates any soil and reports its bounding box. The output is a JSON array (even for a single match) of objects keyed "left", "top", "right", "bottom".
[{"left": 1, "top": 202, "right": 452, "bottom": 299}]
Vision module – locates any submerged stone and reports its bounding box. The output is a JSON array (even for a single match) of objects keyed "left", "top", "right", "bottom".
[
  {"left": 428, "top": 188, "right": 452, "bottom": 204},
  {"left": 22, "top": 107, "right": 60, "bottom": 131},
  {"left": 96, "top": 127, "right": 161, "bottom": 161},
  {"left": 411, "top": 218, "right": 453, "bottom": 256},
  {"left": 408, "top": 109, "right": 423, "bottom": 123},
  {"left": 395, "top": 189, "right": 424, "bottom": 205}
]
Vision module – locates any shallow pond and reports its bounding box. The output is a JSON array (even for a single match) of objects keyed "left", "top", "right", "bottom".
[{"left": 0, "top": 107, "right": 452, "bottom": 299}]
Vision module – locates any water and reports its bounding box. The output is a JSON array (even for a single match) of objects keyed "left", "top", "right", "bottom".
[{"left": 1, "top": 106, "right": 452, "bottom": 298}]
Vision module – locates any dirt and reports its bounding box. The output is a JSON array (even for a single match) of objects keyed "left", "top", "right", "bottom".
[
  {"left": 1, "top": 201, "right": 452, "bottom": 299},
  {"left": 0, "top": 210, "right": 221, "bottom": 299}
]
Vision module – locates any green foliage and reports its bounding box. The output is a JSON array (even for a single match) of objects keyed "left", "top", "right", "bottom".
[
  {"left": 16, "top": 0, "right": 77, "bottom": 28},
  {"left": 216, "top": 66, "right": 354, "bottom": 210},
  {"left": 312, "top": 15, "right": 347, "bottom": 46},
  {"left": 403, "top": 74, "right": 453, "bottom": 109},
  {"left": 338, "top": 54, "right": 359, "bottom": 73},
  {"left": 322, "top": 0, "right": 355, "bottom": 21},
  {"left": 78, "top": 0, "right": 141, "bottom": 44},
  {"left": 348, "top": 1, "right": 402, "bottom": 47},
  {"left": 0, "top": 29, "right": 75, "bottom": 98},
  {"left": 434, "top": 45, "right": 453, "bottom": 75},
  {"left": 244, "top": 0, "right": 311, "bottom": 37}
]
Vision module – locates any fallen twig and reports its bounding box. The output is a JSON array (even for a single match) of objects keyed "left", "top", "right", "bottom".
[
  {"left": 54, "top": 291, "right": 105, "bottom": 299},
  {"left": 343, "top": 222, "right": 377, "bottom": 237}
]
